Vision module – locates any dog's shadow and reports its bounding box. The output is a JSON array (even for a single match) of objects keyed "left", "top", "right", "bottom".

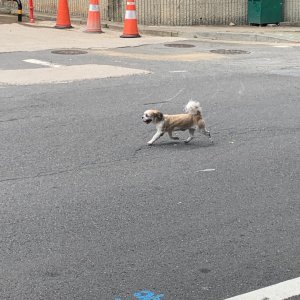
[{"left": 146, "top": 139, "right": 215, "bottom": 151}]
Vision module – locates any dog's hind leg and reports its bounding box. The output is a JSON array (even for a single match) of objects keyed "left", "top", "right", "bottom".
[
  {"left": 168, "top": 131, "right": 179, "bottom": 140},
  {"left": 202, "top": 128, "right": 213, "bottom": 143},
  {"left": 184, "top": 129, "right": 195, "bottom": 144}
]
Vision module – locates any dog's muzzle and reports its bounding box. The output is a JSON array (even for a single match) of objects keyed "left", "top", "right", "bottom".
[{"left": 142, "top": 117, "right": 152, "bottom": 124}]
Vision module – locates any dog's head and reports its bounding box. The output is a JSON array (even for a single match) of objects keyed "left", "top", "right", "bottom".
[{"left": 142, "top": 110, "right": 164, "bottom": 124}]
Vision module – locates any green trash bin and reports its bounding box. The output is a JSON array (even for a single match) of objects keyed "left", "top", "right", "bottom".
[{"left": 248, "top": 0, "right": 283, "bottom": 25}]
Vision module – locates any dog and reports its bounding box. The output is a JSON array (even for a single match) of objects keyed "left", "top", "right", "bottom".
[{"left": 142, "top": 101, "right": 212, "bottom": 145}]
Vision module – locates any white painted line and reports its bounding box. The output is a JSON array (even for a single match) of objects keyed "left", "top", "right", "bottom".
[
  {"left": 169, "top": 70, "right": 187, "bottom": 73},
  {"left": 196, "top": 169, "right": 216, "bottom": 172},
  {"left": 224, "top": 277, "right": 300, "bottom": 300},
  {"left": 273, "top": 45, "right": 291, "bottom": 48},
  {"left": 23, "top": 59, "right": 62, "bottom": 68}
]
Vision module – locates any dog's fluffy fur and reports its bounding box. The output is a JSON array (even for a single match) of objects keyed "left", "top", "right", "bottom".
[{"left": 142, "top": 101, "right": 212, "bottom": 145}]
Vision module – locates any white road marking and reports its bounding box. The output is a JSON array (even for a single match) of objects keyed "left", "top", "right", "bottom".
[
  {"left": 23, "top": 59, "right": 62, "bottom": 68},
  {"left": 273, "top": 45, "right": 291, "bottom": 48},
  {"left": 196, "top": 169, "right": 216, "bottom": 172},
  {"left": 169, "top": 70, "right": 187, "bottom": 73},
  {"left": 0, "top": 64, "right": 150, "bottom": 85},
  {"left": 224, "top": 277, "right": 300, "bottom": 300}
]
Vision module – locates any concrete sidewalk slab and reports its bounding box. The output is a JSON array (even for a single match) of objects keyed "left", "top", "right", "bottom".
[
  {"left": 81, "top": 18, "right": 300, "bottom": 44},
  {"left": 0, "top": 19, "right": 184, "bottom": 53},
  {"left": 1, "top": 11, "right": 300, "bottom": 51},
  {"left": 121, "top": 23, "right": 300, "bottom": 44}
]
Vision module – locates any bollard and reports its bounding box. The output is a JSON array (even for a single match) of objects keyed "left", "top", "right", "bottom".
[
  {"left": 13, "top": 0, "right": 22, "bottom": 22},
  {"left": 29, "top": 0, "right": 34, "bottom": 23}
]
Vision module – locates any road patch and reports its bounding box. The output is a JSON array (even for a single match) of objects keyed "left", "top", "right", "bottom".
[
  {"left": 96, "top": 50, "right": 224, "bottom": 61},
  {"left": 0, "top": 64, "right": 150, "bottom": 85}
]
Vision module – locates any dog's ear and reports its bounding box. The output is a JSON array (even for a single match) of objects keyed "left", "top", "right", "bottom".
[{"left": 154, "top": 111, "right": 163, "bottom": 121}]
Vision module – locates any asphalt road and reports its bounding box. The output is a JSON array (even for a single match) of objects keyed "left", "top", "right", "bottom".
[{"left": 1, "top": 39, "right": 300, "bottom": 300}]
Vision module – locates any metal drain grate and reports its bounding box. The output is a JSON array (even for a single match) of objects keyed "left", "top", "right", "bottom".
[
  {"left": 164, "top": 43, "right": 195, "bottom": 48},
  {"left": 210, "top": 49, "right": 250, "bottom": 55},
  {"left": 51, "top": 49, "right": 88, "bottom": 55}
]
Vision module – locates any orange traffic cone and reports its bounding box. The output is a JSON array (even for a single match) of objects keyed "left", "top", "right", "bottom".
[
  {"left": 55, "top": 0, "right": 72, "bottom": 29},
  {"left": 85, "top": 0, "right": 103, "bottom": 33},
  {"left": 121, "top": 0, "right": 141, "bottom": 38}
]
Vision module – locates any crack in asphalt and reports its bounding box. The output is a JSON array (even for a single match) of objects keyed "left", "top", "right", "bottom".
[
  {"left": 1, "top": 126, "right": 298, "bottom": 184},
  {"left": 0, "top": 156, "right": 138, "bottom": 184}
]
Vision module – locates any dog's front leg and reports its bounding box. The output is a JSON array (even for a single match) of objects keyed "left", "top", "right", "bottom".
[{"left": 148, "top": 130, "right": 164, "bottom": 145}]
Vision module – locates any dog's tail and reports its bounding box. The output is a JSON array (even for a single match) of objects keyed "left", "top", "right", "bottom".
[{"left": 184, "top": 100, "right": 202, "bottom": 116}]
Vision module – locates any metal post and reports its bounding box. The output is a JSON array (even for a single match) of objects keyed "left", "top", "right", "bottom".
[{"left": 13, "top": 0, "right": 22, "bottom": 22}]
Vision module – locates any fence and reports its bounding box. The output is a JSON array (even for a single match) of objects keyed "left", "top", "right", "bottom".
[
  {"left": 5, "top": 0, "right": 90, "bottom": 17},
  {"left": 137, "top": 0, "right": 247, "bottom": 25},
  {"left": 2, "top": 0, "right": 300, "bottom": 25},
  {"left": 284, "top": 0, "right": 300, "bottom": 23}
]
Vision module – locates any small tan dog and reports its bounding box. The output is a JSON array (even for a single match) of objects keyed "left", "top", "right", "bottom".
[{"left": 142, "top": 101, "right": 212, "bottom": 145}]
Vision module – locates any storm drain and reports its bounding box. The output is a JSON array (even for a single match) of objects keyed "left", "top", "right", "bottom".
[
  {"left": 210, "top": 49, "right": 250, "bottom": 55},
  {"left": 51, "top": 49, "right": 88, "bottom": 55},
  {"left": 164, "top": 43, "right": 195, "bottom": 48}
]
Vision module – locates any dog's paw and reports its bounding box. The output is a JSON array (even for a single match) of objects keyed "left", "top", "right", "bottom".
[{"left": 147, "top": 141, "right": 153, "bottom": 146}]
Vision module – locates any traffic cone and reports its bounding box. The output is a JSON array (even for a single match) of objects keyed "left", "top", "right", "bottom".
[
  {"left": 121, "top": 0, "right": 141, "bottom": 38},
  {"left": 55, "top": 0, "right": 72, "bottom": 29},
  {"left": 85, "top": 0, "right": 103, "bottom": 33}
]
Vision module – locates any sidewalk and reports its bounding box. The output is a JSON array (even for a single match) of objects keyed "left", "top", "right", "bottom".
[
  {"left": 0, "top": 14, "right": 184, "bottom": 53},
  {"left": 109, "top": 22, "right": 300, "bottom": 44},
  {"left": 1, "top": 8, "right": 300, "bottom": 45}
]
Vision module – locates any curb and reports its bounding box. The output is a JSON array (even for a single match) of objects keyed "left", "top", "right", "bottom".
[
  {"left": 106, "top": 22, "right": 179, "bottom": 37},
  {"left": 183, "top": 31, "right": 295, "bottom": 43}
]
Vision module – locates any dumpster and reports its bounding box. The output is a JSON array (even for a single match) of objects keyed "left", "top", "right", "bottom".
[{"left": 248, "top": 0, "right": 283, "bottom": 25}]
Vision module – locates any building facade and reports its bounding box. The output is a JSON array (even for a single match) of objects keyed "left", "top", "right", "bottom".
[{"left": 2, "top": 0, "right": 300, "bottom": 25}]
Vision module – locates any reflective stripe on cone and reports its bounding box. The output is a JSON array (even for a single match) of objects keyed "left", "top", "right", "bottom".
[{"left": 85, "top": 0, "right": 103, "bottom": 33}]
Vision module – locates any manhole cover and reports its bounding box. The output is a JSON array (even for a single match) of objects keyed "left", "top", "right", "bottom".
[
  {"left": 51, "top": 49, "right": 88, "bottom": 55},
  {"left": 164, "top": 43, "right": 195, "bottom": 48},
  {"left": 210, "top": 49, "right": 250, "bottom": 55}
]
